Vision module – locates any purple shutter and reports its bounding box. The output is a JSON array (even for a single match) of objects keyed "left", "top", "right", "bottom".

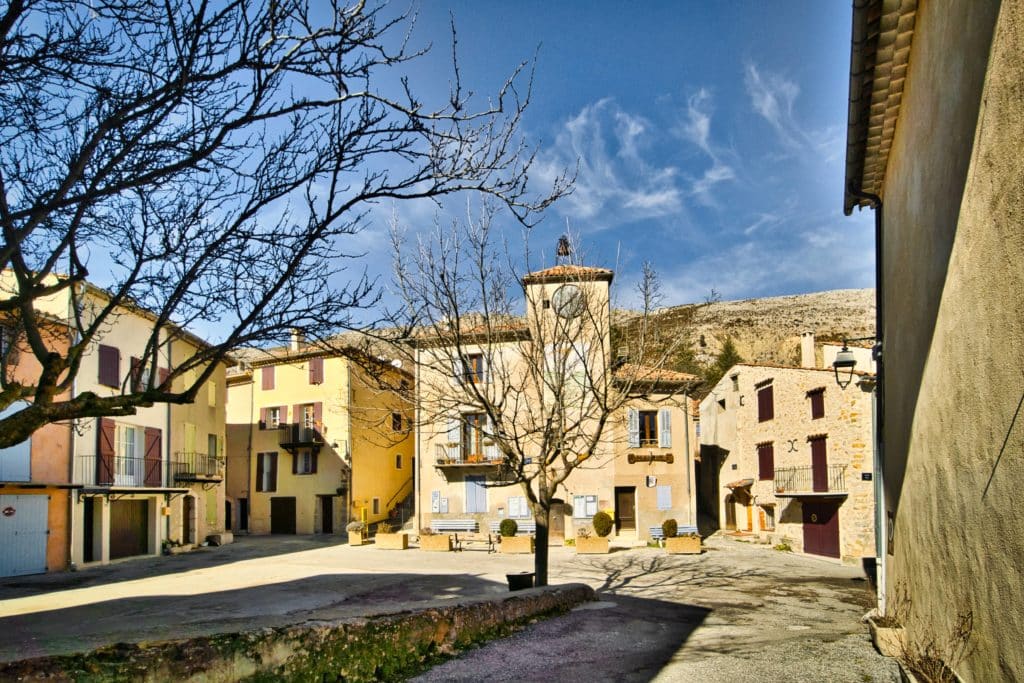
[
  {"left": 313, "top": 402, "right": 323, "bottom": 437},
  {"left": 144, "top": 427, "right": 162, "bottom": 486},
  {"left": 259, "top": 407, "right": 268, "bottom": 430},
  {"left": 309, "top": 357, "right": 324, "bottom": 384},
  {"left": 98, "top": 344, "right": 120, "bottom": 387},
  {"left": 256, "top": 453, "right": 265, "bottom": 492},
  {"left": 158, "top": 367, "right": 170, "bottom": 388},
  {"left": 811, "top": 438, "right": 828, "bottom": 492},
  {"left": 262, "top": 366, "right": 274, "bottom": 390},
  {"left": 310, "top": 451, "right": 318, "bottom": 474},
  {"left": 810, "top": 390, "right": 825, "bottom": 419},
  {"left": 130, "top": 357, "right": 141, "bottom": 391},
  {"left": 758, "top": 385, "right": 774, "bottom": 422},
  {"left": 97, "top": 418, "right": 115, "bottom": 484},
  {"left": 758, "top": 444, "right": 774, "bottom": 481},
  {"left": 268, "top": 452, "right": 278, "bottom": 492}
]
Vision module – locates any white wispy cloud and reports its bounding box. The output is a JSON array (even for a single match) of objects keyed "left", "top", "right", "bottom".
[
  {"left": 673, "top": 88, "right": 737, "bottom": 207},
  {"left": 744, "top": 63, "right": 804, "bottom": 149}
]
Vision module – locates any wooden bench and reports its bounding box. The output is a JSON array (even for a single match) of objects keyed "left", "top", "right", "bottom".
[
  {"left": 488, "top": 520, "right": 537, "bottom": 535},
  {"left": 649, "top": 525, "right": 699, "bottom": 540},
  {"left": 453, "top": 532, "right": 496, "bottom": 553},
  {"left": 430, "top": 519, "right": 478, "bottom": 534}
]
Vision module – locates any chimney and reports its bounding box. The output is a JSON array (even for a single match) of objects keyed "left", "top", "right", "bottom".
[
  {"left": 800, "top": 331, "right": 816, "bottom": 368},
  {"left": 290, "top": 328, "right": 305, "bottom": 352}
]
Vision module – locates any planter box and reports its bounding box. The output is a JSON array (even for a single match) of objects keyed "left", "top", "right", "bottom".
[
  {"left": 419, "top": 534, "right": 453, "bottom": 552},
  {"left": 867, "top": 617, "right": 906, "bottom": 658},
  {"left": 375, "top": 532, "right": 409, "bottom": 550},
  {"left": 576, "top": 537, "right": 610, "bottom": 554},
  {"left": 166, "top": 544, "right": 193, "bottom": 555},
  {"left": 665, "top": 536, "right": 702, "bottom": 554},
  {"left": 348, "top": 531, "right": 367, "bottom": 546},
  {"left": 499, "top": 535, "right": 535, "bottom": 554}
]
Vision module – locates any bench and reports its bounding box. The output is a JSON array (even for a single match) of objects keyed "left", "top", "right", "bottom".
[
  {"left": 649, "top": 525, "right": 699, "bottom": 540},
  {"left": 430, "top": 519, "right": 478, "bottom": 534},
  {"left": 488, "top": 520, "right": 537, "bottom": 535},
  {"left": 453, "top": 532, "right": 496, "bottom": 553}
]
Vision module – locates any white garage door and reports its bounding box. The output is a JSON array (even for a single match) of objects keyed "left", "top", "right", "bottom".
[{"left": 0, "top": 495, "right": 48, "bottom": 577}]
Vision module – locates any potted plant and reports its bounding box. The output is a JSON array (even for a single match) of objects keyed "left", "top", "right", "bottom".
[
  {"left": 347, "top": 520, "right": 367, "bottom": 546},
  {"left": 577, "top": 511, "right": 612, "bottom": 554},
  {"left": 662, "top": 518, "right": 702, "bottom": 554},
  {"left": 498, "top": 518, "right": 534, "bottom": 554},
  {"left": 374, "top": 521, "right": 408, "bottom": 550},
  {"left": 866, "top": 612, "right": 906, "bottom": 658},
  {"left": 418, "top": 527, "right": 453, "bottom": 552}
]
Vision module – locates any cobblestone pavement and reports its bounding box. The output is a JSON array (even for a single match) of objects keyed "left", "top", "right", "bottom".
[{"left": 0, "top": 534, "right": 899, "bottom": 681}]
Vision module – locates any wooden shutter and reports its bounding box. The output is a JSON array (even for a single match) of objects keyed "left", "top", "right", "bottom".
[
  {"left": 261, "top": 366, "right": 275, "bottom": 390},
  {"left": 758, "top": 385, "right": 774, "bottom": 422},
  {"left": 627, "top": 408, "right": 640, "bottom": 448},
  {"left": 810, "top": 389, "right": 825, "bottom": 419},
  {"left": 484, "top": 415, "right": 498, "bottom": 460},
  {"left": 658, "top": 409, "right": 672, "bottom": 447},
  {"left": 144, "top": 427, "right": 162, "bottom": 486},
  {"left": 98, "top": 344, "right": 120, "bottom": 387},
  {"left": 259, "top": 407, "right": 268, "bottom": 430},
  {"left": 811, "top": 437, "right": 828, "bottom": 492},
  {"left": 314, "top": 402, "right": 323, "bottom": 431},
  {"left": 97, "top": 418, "right": 115, "bottom": 485},
  {"left": 758, "top": 443, "right": 774, "bottom": 481},
  {"left": 256, "top": 453, "right": 265, "bottom": 492},
  {"left": 158, "top": 367, "right": 170, "bottom": 388},
  {"left": 309, "top": 357, "right": 324, "bottom": 384},
  {"left": 268, "top": 452, "right": 278, "bottom": 492},
  {"left": 130, "top": 357, "right": 141, "bottom": 391},
  {"left": 292, "top": 451, "right": 299, "bottom": 474},
  {"left": 310, "top": 451, "right": 318, "bottom": 474}
]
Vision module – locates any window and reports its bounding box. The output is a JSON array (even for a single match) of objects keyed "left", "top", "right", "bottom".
[
  {"left": 294, "top": 451, "right": 315, "bottom": 475},
  {"left": 508, "top": 496, "right": 530, "bottom": 518},
  {"left": 372, "top": 497, "right": 380, "bottom": 515},
  {"left": 256, "top": 452, "right": 278, "bottom": 492},
  {"left": 808, "top": 388, "right": 825, "bottom": 420},
  {"left": 261, "top": 365, "right": 275, "bottom": 390},
  {"left": 656, "top": 485, "right": 672, "bottom": 511},
  {"left": 207, "top": 381, "right": 217, "bottom": 408},
  {"left": 461, "top": 353, "right": 485, "bottom": 383},
  {"left": 129, "top": 356, "right": 151, "bottom": 391},
  {"left": 762, "top": 505, "right": 776, "bottom": 530},
  {"left": 303, "top": 404, "right": 315, "bottom": 430},
  {"left": 184, "top": 421, "right": 197, "bottom": 453},
  {"left": 572, "top": 494, "right": 598, "bottom": 519},
  {"left": 638, "top": 410, "right": 658, "bottom": 446},
  {"left": 757, "top": 382, "right": 774, "bottom": 422},
  {"left": 757, "top": 442, "right": 774, "bottom": 481},
  {"left": 465, "top": 475, "right": 487, "bottom": 513},
  {"left": 98, "top": 344, "right": 120, "bottom": 387},
  {"left": 461, "top": 412, "right": 486, "bottom": 459},
  {"left": 268, "top": 406, "right": 282, "bottom": 429},
  {"left": 731, "top": 374, "right": 739, "bottom": 391},
  {"left": 392, "top": 412, "right": 403, "bottom": 432},
  {"left": 308, "top": 356, "right": 324, "bottom": 384},
  {"left": 395, "top": 454, "right": 402, "bottom": 469}
]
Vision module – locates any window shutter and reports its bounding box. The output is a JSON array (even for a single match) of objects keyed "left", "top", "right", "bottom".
[
  {"left": 158, "top": 367, "right": 170, "bottom": 388},
  {"left": 268, "top": 452, "right": 278, "bottom": 491},
  {"left": 627, "top": 408, "right": 640, "bottom": 448},
  {"left": 311, "top": 451, "right": 318, "bottom": 474},
  {"left": 484, "top": 415, "right": 498, "bottom": 461},
  {"left": 656, "top": 485, "right": 672, "bottom": 511},
  {"left": 98, "top": 344, "right": 120, "bottom": 387},
  {"left": 292, "top": 451, "right": 298, "bottom": 475},
  {"left": 659, "top": 409, "right": 672, "bottom": 448},
  {"left": 144, "top": 427, "right": 162, "bottom": 486},
  {"left": 256, "top": 454, "right": 265, "bottom": 492},
  {"left": 130, "top": 357, "right": 141, "bottom": 391},
  {"left": 261, "top": 366, "right": 275, "bottom": 390},
  {"left": 810, "top": 390, "right": 825, "bottom": 419},
  {"left": 758, "top": 443, "right": 774, "bottom": 481},
  {"left": 450, "top": 357, "right": 461, "bottom": 386},
  {"left": 309, "top": 357, "right": 324, "bottom": 384},
  {"left": 97, "top": 418, "right": 115, "bottom": 485},
  {"left": 314, "top": 402, "right": 323, "bottom": 430},
  {"left": 259, "top": 407, "right": 268, "bottom": 430},
  {"left": 293, "top": 404, "right": 302, "bottom": 437},
  {"left": 217, "top": 435, "right": 224, "bottom": 458},
  {"left": 447, "top": 416, "right": 461, "bottom": 444},
  {"left": 758, "top": 385, "right": 775, "bottom": 421}
]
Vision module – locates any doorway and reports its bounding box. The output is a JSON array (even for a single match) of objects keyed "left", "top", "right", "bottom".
[
  {"left": 614, "top": 487, "right": 636, "bottom": 533},
  {"left": 270, "top": 496, "right": 297, "bottom": 534},
  {"left": 724, "top": 493, "right": 737, "bottom": 531},
  {"left": 549, "top": 501, "right": 565, "bottom": 545},
  {"left": 238, "top": 498, "right": 249, "bottom": 532},
  {"left": 182, "top": 496, "right": 194, "bottom": 545},
  {"left": 110, "top": 500, "right": 148, "bottom": 560},
  {"left": 320, "top": 496, "right": 334, "bottom": 534},
  {"left": 802, "top": 501, "right": 840, "bottom": 558},
  {"left": 225, "top": 501, "right": 232, "bottom": 531}
]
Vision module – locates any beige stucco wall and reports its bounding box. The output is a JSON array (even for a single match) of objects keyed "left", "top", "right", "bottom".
[
  {"left": 700, "top": 364, "right": 876, "bottom": 563},
  {"left": 876, "top": 0, "right": 1024, "bottom": 680}
]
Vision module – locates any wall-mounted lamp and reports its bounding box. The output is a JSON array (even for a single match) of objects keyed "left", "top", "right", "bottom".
[{"left": 832, "top": 336, "right": 876, "bottom": 389}]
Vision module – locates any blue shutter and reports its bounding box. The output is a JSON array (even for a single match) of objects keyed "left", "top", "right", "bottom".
[
  {"left": 628, "top": 408, "right": 640, "bottom": 448},
  {"left": 466, "top": 475, "right": 486, "bottom": 513},
  {"left": 659, "top": 409, "right": 672, "bottom": 447},
  {"left": 657, "top": 485, "right": 672, "bottom": 511}
]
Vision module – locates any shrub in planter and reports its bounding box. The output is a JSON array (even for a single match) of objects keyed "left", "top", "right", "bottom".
[
  {"left": 592, "top": 511, "right": 613, "bottom": 537},
  {"left": 374, "top": 521, "right": 408, "bottom": 550},
  {"left": 418, "top": 527, "right": 452, "bottom": 552},
  {"left": 346, "top": 521, "right": 367, "bottom": 546},
  {"left": 661, "top": 518, "right": 678, "bottom": 540},
  {"left": 499, "top": 518, "right": 519, "bottom": 538},
  {"left": 576, "top": 525, "right": 609, "bottom": 554}
]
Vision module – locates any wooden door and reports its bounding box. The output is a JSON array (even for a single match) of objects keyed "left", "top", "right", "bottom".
[
  {"left": 110, "top": 500, "right": 148, "bottom": 560},
  {"left": 802, "top": 501, "right": 840, "bottom": 558},
  {"left": 724, "top": 494, "right": 736, "bottom": 531},
  {"left": 746, "top": 503, "right": 754, "bottom": 531},
  {"left": 811, "top": 437, "right": 828, "bottom": 492},
  {"left": 320, "top": 496, "right": 334, "bottom": 534},
  {"left": 271, "top": 497, "right": 297, "bottom": 534},
  {"left": 182, "top": 496, "right": 194, "bottom": 544},
  {"left": 615, "top": 487, "right": 636, "bottom": 531},
  {"left": 549, "top": 502, "right": 565, "bottom": 545}
]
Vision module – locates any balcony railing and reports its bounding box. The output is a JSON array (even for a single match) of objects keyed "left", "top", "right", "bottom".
[
  {"left": 279, "top": 423, "right": 324, "bottom": 448},
  {"left": 773, "top": 465, "right": 847, "bottom": 496},
  {"left": 170, "top": 451, "right": 224, "bottom": 482},
  {"left": 74, "top": 454, "right": 163, "bottom": 488},
  {"left": 435, "top": 443, "right": 502, "bottom": 466}
]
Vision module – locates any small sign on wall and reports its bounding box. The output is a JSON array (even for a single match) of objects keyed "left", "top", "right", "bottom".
[
  {"left": 440, "top": 498, "right": 449, "bottom": 514},
  {"left": 645, "top": 475, "right": 657, "bottom": 488},
  {"left": 861, "top": 472, "right": 873, "bottom": 481},
  {"left": 431, "top": 490, "right": 440, "bottom": 513}
]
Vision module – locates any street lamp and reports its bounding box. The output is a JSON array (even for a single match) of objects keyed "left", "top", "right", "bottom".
[{"left": 832, "top": 336, "right": 876, "bottom": 389}]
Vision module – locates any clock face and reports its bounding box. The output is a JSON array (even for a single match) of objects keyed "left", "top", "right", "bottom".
[{"left": 551, "top": 284, "right": 584, "bottom": 319}]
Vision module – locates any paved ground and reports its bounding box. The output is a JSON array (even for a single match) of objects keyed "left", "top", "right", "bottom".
[{"left": 0, "top": 534, "right": 898, "bottom": 681}]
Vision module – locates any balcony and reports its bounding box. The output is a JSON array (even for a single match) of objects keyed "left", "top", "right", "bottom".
[
  {"left": 74, "top": 454, "right": 163, "bottom": 488},
  {"left": 773, "top": 465, "right": 847, "bottom": 497},
  {"left": 278, "top": 423, "right": 324, "bottom": 456},
  {"left": 434, "top": 443, "right": 503, "bottom": 467},
  {"left": 170, "top": 451, "right": 224, "bottom": 483}
]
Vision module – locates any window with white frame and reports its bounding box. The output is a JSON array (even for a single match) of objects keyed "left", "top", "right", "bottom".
[
  {"left": 268, "top": 406, "right": 281, "bottom": 429},
  {"left": 296, "top": 451, "right": 314, "bottom": 474},
  {"left": 572, "top": 494, "right": 598, "bottom": 519},
  {"left": 507, "top": 496, "right": 531, "bottom": 519},
  {"left": 115, "top": 424, "right": 137, "bottom": 485}
]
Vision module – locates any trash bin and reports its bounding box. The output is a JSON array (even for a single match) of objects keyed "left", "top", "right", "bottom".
[{"left": 506, "top": 572, "right": 535, "bottom": 591}]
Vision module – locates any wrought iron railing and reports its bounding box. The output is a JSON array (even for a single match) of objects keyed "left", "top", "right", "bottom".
[
  {"left": 170, "top": 451, "right": 224, "bottom": 481},
  {"left": 74, "top": 454, "right": 163, "bottom": 488},
  {"left": 773, "top": 465, "right": 847, "bottom": 495},
  {"left": 434, "top": 442, "right": 502, "bottom": 465},
  {"left": 280, "top": 423, "right": 324, "bottom": 445}
]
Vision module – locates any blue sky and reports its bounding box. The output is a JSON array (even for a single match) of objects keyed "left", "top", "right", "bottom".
[{"left": 359, "top": 1, "right": 876, "bottom": 310}]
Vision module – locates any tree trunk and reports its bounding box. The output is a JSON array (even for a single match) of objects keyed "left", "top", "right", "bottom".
[{"left": 534, "top": 503, "right": 550, "bottom": 586}]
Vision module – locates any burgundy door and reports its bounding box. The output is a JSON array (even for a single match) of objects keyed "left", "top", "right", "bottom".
[
  {"left": 802, "top": 501, "right": 840, "bottom": 558},
  {"left": 811, "top": 437, "right": 828, "bottom": 492}
]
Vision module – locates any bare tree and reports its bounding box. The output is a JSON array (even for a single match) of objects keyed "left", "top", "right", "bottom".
[
  {"left": 0, "top": 0, "right": 570, "bottom": 447},
  {"left": 392, "top": 204, "right": 696, "bottom": 586}
]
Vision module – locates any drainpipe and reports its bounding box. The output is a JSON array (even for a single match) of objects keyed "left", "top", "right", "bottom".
[
  {"left": 67, "top": 288, "right": 78, "bottom": 570},
  {"left": 684, "top": 398, "right": 693, "bottom": 527},
  {"left": 414, "top": 346, "right": 422, "bottom": 533},
  {"left": 848, "top": 185, "right": 886, "bottom": 615},
  {"left": 165, "top": 337, "right": 172, "bottom": 548}
]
